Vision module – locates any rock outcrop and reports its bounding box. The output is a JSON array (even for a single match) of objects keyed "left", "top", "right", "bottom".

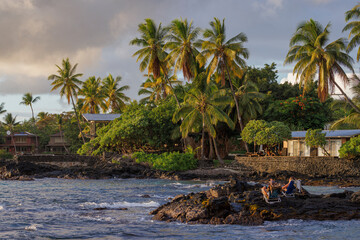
[{"left": 150, "top": 177, "right": 360, "bottom": 225}]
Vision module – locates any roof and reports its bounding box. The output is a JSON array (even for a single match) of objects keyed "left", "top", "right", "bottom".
[
  {"left": 82, "top": 113, "right": 121, "bottom": 122},
  {"left": 12, "top": 132, "right": 38, "bottom": 137},
  {"left": 291, "top": 129, "right": 360, "bottom": 138},
  {"left": 50, "top": 132, "right": 65, "bottom": 137}
]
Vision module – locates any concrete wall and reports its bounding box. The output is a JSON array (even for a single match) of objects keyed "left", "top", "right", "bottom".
[
  {"left": 16, "top": 155, "right": 100, "bottom": 168},
  {"left": 235, "top": 156, "right": 360, "bottom": 177}
]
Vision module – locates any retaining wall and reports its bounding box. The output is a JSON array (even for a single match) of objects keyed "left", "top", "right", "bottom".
[
  {"left": 16, "top": 155, "right": 100, "bottom": 168},
  {"left": 235, "top": 156, "right": 360, "bottom": 177}
]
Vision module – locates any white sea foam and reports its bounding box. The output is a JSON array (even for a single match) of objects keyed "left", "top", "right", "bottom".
[
  {"left": 0, "top": 205, "right": 3, "bottom": 211},
  {"left": 80, "top": 201, "right": 160, "bottom": 209},
  {"left": 25, "top": 224, "right": 41, "bottom": 231}
]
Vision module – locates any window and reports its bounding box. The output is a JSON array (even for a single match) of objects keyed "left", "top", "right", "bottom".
[
  {"left": 54, "top": 137, "right": 64, "bottom": 143},
  {"left": 15, "top": 137, "right": 27, "bottom": 143}
]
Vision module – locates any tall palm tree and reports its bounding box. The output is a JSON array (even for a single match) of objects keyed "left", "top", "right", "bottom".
[
  {"left": 0, "top": 102, "right": 6, "bottom": 115},
  {"left": 165, "top": 18, "right": 201, "bottom": 81},
  {"left": 102, "top": 74, "right": 130, "bottom": 113},
  {"left": 138, "top": 73, "right": 181, "bottom": 104},
  {"left": 3, "top": 113, "right": 19, "bottom": 154},
  {"left": 56, "top": 114, "right": 69, "bottom": 154},
  {"left": 173, "top": 83, "right": 234, "bottom": 161},
  {"left": 48, "top": 58, "right": 85, "bottom": 143},
  {"left": 200, "top": 17, "right": 249, "bottom": 151},
  {"left": 130, "top": 19, "right": 181, "bottom": 106},
  {"left": 20, "top": 93, "right": 40, "bottom": 121},
  {"left": 343, "top": 3, "right": 360, "bottom": 61},
  {"left": 78, "top": 76, "right": 107, "bottom": 114},
  {"left": 284, "top": 19, "right": 360, "bottom": 113}
]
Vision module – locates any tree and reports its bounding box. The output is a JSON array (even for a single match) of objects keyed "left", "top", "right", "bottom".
[
  {"left": 305, "top": 129, "right": 329, "bottom": 156},
  {"left": 173, "top": 84, "right": 235, "bottom": 161},
  {"left": 200, "top": 17, "right": 249, "bottom": 151},
  {"left": 20, "top": 93, "right": 40, "bottom": 121},
  {"left": 343, "top": 3, "right": 360, "bottom": 61},
  {"left": 48, "top": 58, "right": 85, "bottom": 143},
  {"left": 165, "top": 18, "right": 201, "bottom": 81},
  {"left": 0, "top": 103, "right": 6, "bottom": 115},
  {"left": 284, "top": 19, "right": 360, "bottom": 113},
  {"left": 130, "top": 19, "right": 181, "bottom": 106},
  {"left": 102, "top": 74, "right": 130, "bottom": 113},
  {"left": 78, "top": 76, "right": 107, "bottom": 114},
  {"left": 2, "top": 113, "right": 19, "bottom": 154},
  {"left": 339, "top": 135, "right": 360, "bottom": 159},
  {"left": 56, "top": 114, "right": 69, "bottom": 154}
]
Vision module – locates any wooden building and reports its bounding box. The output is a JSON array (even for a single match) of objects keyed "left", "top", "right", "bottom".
[
  {"left": 0, "top": 132, "right": 39, "bottom": 154},
  {"left": 283, "top": 129, "right": 360, "bottom": 157},
  {"left": 82, "top": 113, "right": 121, "bottom": 139},
  {"left": 46, "top": 132, "right": 70, "bottom": 153}
]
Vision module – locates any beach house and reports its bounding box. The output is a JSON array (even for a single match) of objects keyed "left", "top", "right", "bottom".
[
  {"left": 46, "top": 132, "right": 70, "bottom": 153},
  {"left": 0, "top": 132, "right": 39, "bottom": 154}
]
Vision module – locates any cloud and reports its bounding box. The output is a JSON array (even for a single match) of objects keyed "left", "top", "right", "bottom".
[{"left": 252, "top": 0, "right": 284, "bottom": 16}]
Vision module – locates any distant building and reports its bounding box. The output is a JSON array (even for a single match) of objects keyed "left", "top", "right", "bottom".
[
  {"left": 82, "top": 113, "right": 121, "bottom": 139},
  {"left": 283, "top": 129, "right": 360, "bottom": 157},
  {"left": 46, "top": 132, "right": 70, "bottom": 153},
  {"left": 0, "top": 132, "right": 39, "bottom": 154}
]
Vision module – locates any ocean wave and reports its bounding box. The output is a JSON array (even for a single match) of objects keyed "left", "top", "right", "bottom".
[
  {"left": 80, "top": 201, "right": 160, "bottom": 209},
  {"left": 0, "top": 205, "right": 3, "bottom": 210},
  {"left": 25, "top": 224, "right": 41, "bottom": 231}
]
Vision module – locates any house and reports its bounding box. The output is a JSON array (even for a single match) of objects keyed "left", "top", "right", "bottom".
[
  {"left": 283, "top": 129, "right": 360, "bottom": 157},
  {"left": 0, "top": 132, "right": 39, "bottom": 154},
  {"left": 46, "top": 132, "right": 70, "bottom": 153},
  {"left": 82, "top": 113, "right": 121, "bottom": 139}
]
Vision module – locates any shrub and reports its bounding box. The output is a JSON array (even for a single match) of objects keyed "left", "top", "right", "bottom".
[
  {"left": 133, "top": 151, "right": 198, "bottom": 171},
  {"left": 0, "top": 149, "right": 13, "bottom": 159},
  {"left": 339, "top": 136, "right": 360, "bottom": 159}
]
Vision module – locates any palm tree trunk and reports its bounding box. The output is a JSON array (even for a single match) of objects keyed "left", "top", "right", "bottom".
[
  {"left": 201, "top": 118, "right": 205, "bottom": 160},
  {"left": 332, "top": 79, "right": 360, "bottom": 114},
  {"left": 208, "top": 133, "right": 214, "bottom": 160},
  {"left": 11, "top": 134, "right": 17, "bottom": 155},
  {"left": 224, "top": 65, "right": 249, "bottom": 152},
  {"left": 70, "top": 93, "right": 86, "bottom": 144},
  {"left": 59, "top": 126, "right": 69, "bottom": 154},
  {"left": 160, "top": 65, "right": 181, "bottom": 107},
  {"left": 30, "top": 104, "right": 38, "bottom": 153},
  {"left": 212, "top": 137, "right": 224, "bottom": 165}
]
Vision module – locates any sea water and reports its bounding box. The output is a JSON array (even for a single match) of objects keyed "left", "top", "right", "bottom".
[{"left": 0, "top": 178, "right": 359, "bottom": 239}]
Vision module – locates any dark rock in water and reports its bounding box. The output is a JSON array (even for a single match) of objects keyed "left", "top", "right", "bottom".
[
  {"left": 94, "top": 207, "right": 128, "bottom": 211},
  {"left": 141, "top": 194, "right": 151, "bottom": 198},
  {"left": 150, "top": 178, "right": 360, "bottom": 225}
]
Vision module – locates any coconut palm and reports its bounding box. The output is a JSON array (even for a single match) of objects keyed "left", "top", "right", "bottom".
[
  {"left": 165, "top": 18, "right": 201, "bottom": 81},
  {"left": 0, "top": 102, "right": 6, "bottom": 115},
  {"left": 48, "top": 58, "right": 85, "bottom": 143},
  {"left": 3, "top": 113, "right": 19, "bottom": 154},
  {"left": 284, "top": 19, "right": 360, "bottom": 113},
  {"left": 78, "top": 76, "right": 107, "bottom": 114},
  {"left": 173, "top": 82, "right": 235, "bottom": 161},
  {"left": 130, "top": 19, "right": 181, "bottom": 106},
  {"left": 102, "top": 74, "right": 130, "bottom": 113},
  {"left": 200, "top": 17, "right": 249, "bottom": 150},
  {"left": 138, "top": 73, "right": 181, "bottom": 104},
  {"left": 20, "top": 93, "right": 40, "bottom": 121},
  {"left": 343, "top": 3, "right": 360, "bottom": 61},
  {"left": 56, "top": 114, "right": 69, "bottom": 154}
]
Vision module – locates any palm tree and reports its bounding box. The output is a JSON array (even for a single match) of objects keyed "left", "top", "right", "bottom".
[
  {"left": 284, "top": 19, "right": 360, "bottom": 113},
  {"left": 0, "top": 103, "right": 6, "bottom": 115},
  {"left": 102, "top": 74, "right": 130, "bottom": 113},
  {"left": 48, "top": 58, "right": 85, "bottom": 143},
  {"left": 165, "top": 18, "right": 201, "bottom": 81},
  {"left": 3, "top": 113, "right": 19, "bottom": 154},
  {"left": 130, "top": 19, "right": 181, "bottom": 106},
  {"left": 343, "top": 3, "right": 360, "bottom": 61},
  {"left": 78, "top": 76, "right": 107, "bottom": 114},
  {"left": 173, "top": 83, "right": 235, "bottom": 161},
  {"left": 200, "top": 17, "right": 249, "bottom": 150},
  {"left": 56, "top": 114, "right": 69, "bottom": 154},
  {"left": 138, "top": 73, "right": 181, "bottom": 104},
  {"left": 20, "top": 93, "right": 40, "bottom": 121}
]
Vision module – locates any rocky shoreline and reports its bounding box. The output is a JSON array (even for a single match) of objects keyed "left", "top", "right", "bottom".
[
  {"left": 1, "top": 157, "right": 360, "bottom": 187},
  {"left": 151, "top": 177, "right": 360, "bottom": 225}
]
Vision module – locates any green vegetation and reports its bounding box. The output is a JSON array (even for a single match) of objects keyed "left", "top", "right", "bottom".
[
  {"left": 0, "top": 149, "right": 12, "bottom": 159},
  {"left": 305, "top": 129, "right": 329, "bottom": 156},
  {"left": 339, "top": 135, "right": 360, "bottom": 159},
  {"left": 133, "top": 151, "right": 197, "bottom": 171}
]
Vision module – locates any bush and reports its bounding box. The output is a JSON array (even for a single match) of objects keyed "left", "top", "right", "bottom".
[
  {"left": 339, "top": 136, "right": 360, "bottom": 159},
  {"left": 0, "top": 149, "right": 13, "bottom": 159},
  {"left": 133, "top": 151, "right": 198, "bottom": 171}
]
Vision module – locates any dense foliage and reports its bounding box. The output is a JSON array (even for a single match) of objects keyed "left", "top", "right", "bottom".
[
  {"left": 78, "top": 99, "right": 179, "bottom": 155},
  {"left": 133, "top": 151, "right": 197, "bottom": 171},
  {"left": 305, "top": 129, "right": 329, "bottom": 156},
  {"left": 339, "top": 135, "right": 360, "bottom": 159}
]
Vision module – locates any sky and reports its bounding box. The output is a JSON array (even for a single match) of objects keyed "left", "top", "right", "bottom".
[{"left": 0, "top": 0, "right": 359, "bottom": 121}]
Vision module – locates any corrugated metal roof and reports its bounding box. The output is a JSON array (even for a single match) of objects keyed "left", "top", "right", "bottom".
[
  {"left": 12, "top": 132, "right": 37, "bottom": 137},
  {"left": 291, "top": 129, "right": 360, "bottom": 138},
  {"left": 82, "top": 113, "right": 121, "bottom": 122}
]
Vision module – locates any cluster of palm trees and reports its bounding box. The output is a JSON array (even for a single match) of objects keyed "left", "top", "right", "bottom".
[
  {"left": 48, "top": 58, "right": 130, "bottom": 143},
  {"left": 130, "top": 17, "right": 258, "bottom": 160}
]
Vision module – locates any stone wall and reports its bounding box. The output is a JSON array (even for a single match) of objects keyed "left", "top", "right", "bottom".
[
  {"left": 16, "top": 155, "right": 100, "bottom": 168},
  {"left": 235, "top": 156, "right": 360, "bottom": 177}
]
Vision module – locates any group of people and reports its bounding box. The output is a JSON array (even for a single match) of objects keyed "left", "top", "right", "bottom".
[{"left": 261, "top": 177, "right": 297, "bottom": 199}]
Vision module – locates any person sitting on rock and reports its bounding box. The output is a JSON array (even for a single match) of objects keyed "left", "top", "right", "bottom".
[
  {"left": 282, "top": 177, "right": 296, "bottom": 194},
  {"left": 262, "top": 178, "right": 279, "bottom": 199}
]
